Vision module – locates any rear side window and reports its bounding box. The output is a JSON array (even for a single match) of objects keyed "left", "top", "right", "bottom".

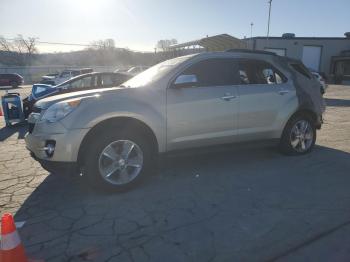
[
  {"left": 183, "top": 58, "right": 239, "bottom": 87},
  {"left": 69, "top": 76, "right": 93, "bottom": 89},
  {"left": 259, "top": 64, "right": 286, "bottom": 84},
  {"left": 238, "top": 60, "right": 286, "bottom": 85},
  {"left": 290, "top": 63, "right": 312, "bottom": 79},
  {"left": 101, "top": 74, "right": 116, "bottom": 87}
]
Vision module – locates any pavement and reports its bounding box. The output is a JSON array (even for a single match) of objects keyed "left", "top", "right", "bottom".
[{"left": 0, "top": 85, "right": 350, "bottom": 262}]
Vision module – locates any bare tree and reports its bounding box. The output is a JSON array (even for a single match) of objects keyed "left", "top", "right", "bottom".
[
  {"left": 156, "top": 39, "right": 178, "bottom": 51},
  {"left": 0, "top": 35, "right": 37, "bottom": 65},
  {"left": 90, "top": 38, "right": 115, "bottom": 50},
  {"left": 16, "top": 35, "right": 37, "bottom": 54}
]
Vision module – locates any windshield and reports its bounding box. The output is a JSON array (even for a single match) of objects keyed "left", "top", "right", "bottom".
[
  {"left": 121, "top": 55, "right": 194, "bottom": 88},
  {"left": 32, "top": 85, "right": 56, "bottom": 98}
]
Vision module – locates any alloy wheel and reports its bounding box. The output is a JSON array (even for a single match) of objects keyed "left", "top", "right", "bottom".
[
  {"left": 98, "top": 140, "right": 143, "bottom": 185},
  {"left": 290, "top": 120, "right": 314, "bottom": 153}
]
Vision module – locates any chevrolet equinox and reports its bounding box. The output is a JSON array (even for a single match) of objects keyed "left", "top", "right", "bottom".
[{"left": 26, "top": 50, "right": 325, "bottom": 190}]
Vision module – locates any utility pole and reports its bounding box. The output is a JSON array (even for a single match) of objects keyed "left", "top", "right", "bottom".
[
  {"left": 250, "top": 22, "right": 254, "bottom": 50},
  {"left": 266, "top": 0, "right": 272, "bottom": 47}
]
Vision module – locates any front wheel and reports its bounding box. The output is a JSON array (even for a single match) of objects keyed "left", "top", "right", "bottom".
[
  {"left": 82, "top": 130, "right": 153, "bottom": 191},
  {"left": 280, "top": 115, "right": 316, "bottom": 155}
]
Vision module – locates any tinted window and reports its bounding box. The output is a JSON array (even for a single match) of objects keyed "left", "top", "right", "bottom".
[
  {"left": 182, "top": 58, "right": 239, "bottom": 87},
  {"left": 238, "top": 61, "right": 260, "bottom": 84},
  {"left": 259, "top": 64, "right": 286, "bottom": 84},
  {"left": 69, "top": 76, "right": 93, "bottom": 89},
  {"left": 238, "top": 60, "right": 286, "bottom": 85},
  {"left": 100, "top": 74, "right": 117, "bottom": 87}
]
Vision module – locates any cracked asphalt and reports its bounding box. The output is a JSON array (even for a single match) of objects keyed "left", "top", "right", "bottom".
[{"left": 1, "top": 85, "right": 350, "bottom": 262}]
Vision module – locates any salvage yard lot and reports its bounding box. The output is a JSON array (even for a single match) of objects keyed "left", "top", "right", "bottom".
[{"left": 0, "top": 85, "right": 350, "bottom": 261}]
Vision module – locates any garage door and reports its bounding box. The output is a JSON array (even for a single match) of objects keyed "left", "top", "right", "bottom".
[{"left": 302, "top": 46, "right": 322, "bottom": 71}]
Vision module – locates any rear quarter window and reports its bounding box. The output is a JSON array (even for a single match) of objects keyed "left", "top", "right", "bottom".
[{"left": 290, "top": 63, "right": 312, "bottom": 79}]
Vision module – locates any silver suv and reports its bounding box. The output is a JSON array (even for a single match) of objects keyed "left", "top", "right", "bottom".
[{"left": 25, "top": 50, "right": 325, "bottom": 190}]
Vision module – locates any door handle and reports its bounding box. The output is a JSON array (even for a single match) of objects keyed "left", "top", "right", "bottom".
[
  {"left": 221, "top": 95, "right": 236, "bottom": 101},
  {"left": 278, "top": 90, "right": 289, "bottom": 95}
]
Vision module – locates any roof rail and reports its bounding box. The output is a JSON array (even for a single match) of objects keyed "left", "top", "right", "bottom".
[{"left": 225, "top": 49, "right": 277, "bottom": 56}]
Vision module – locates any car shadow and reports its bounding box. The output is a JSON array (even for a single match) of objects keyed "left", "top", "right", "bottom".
[
  {"left": 325, "top": 98, "right": 350, "bottom": 107},
  {"left": 13, "top": 145, "right": 350, "bottom": 260},
  {"left": 0, "top": 122, "right": 28, "bottom": 141}
]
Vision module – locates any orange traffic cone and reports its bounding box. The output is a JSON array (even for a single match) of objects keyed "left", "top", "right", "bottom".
[{"left": 0, "top": 213, "right": 28, "bottom": 262}]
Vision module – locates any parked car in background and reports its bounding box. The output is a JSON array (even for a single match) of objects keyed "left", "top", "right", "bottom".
[
  {"left": 41, "top": 68, "right": 93, "bottom": 85},
  {"left": 310, "top": 71, "right": 327, "bottom": 94},
  {"left": 23, "top": 72, "right": 131, "bottom": 117},
  {"left": 26, "top": 50, "right": 325, "bottom": 191},
  {"left": 125, "top": 66, "right": 149, "bottom": 76},
  {"left": 0, "top": 73, "right": 24, "bottom": 88}
]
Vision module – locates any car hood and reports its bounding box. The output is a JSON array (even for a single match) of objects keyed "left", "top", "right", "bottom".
[{"left": 35, "top": 87, "right": 123, "bottom": 110}]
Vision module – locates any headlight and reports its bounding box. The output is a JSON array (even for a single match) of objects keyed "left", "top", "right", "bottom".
[{"left": 41, "top": 98, "right": 81, "bottom": 123}]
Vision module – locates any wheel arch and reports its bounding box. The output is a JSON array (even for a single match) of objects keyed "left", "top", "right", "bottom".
[
  {"left": 282, "top": 108, "right": 319, "bottom": 135},
  {"left": 77, "top": 117, "right": 159, "bottom": 167}
]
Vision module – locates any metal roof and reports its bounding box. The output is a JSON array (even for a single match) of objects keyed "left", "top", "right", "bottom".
[
  {"left": 246, "top": 36, "right": 350, "bottom": 41},
  {"left": 168, "top": 34, "right": 247, "bottom": 51}
]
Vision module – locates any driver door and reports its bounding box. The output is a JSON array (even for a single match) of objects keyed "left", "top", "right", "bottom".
[{"left": 166, "top": 58, "right": 239, "bottom": 151}]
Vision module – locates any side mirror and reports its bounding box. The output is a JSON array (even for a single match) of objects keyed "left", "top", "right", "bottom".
[{"left": 173, "top": 74, "right": 198, "bottom": 88}]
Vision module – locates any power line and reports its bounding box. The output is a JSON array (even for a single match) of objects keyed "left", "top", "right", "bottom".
[
  {"left": 1, "top": 37, "right": 153, "bottom": 53},
  {"left": 3, "top": 38, "right": 98, "bottom": 47}
]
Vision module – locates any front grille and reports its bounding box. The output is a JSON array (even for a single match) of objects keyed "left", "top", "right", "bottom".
[{"left": 28, "top": 123, "right": 35, "bottom": 133}]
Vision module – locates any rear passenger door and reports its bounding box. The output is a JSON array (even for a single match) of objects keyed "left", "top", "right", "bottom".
[
  {"left": 166, "top": 58, "right": 239, "bottom": 150},
  {"left": 237, "top": 59, "right": 293, "bottom": 139}
]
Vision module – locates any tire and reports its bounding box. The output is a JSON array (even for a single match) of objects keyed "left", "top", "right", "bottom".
[
  {"left": 10, "top": 81, "right": 18, "bottom": 88},
  {"left": 82, "top": 128, "right": 153, "bottom": 191},
  {"left": 280, "top": 114, "right": 316, "bottom": 155}
]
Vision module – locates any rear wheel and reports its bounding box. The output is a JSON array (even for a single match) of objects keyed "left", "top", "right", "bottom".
[
  {"left": 82, "top": 129, "right": 153, "bottom": 191},
  {"left": 280, "top": 114, "right": 316, "bottom": 155}
]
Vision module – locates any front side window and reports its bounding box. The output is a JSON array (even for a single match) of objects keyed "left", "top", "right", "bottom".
[{"left": 182, "top": 58, "right": 239, "bottom": 87}]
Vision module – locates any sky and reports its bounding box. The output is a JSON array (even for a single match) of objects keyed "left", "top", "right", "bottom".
[{"left": 0, "top": 0, "right": 349, "bottom": 53}]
